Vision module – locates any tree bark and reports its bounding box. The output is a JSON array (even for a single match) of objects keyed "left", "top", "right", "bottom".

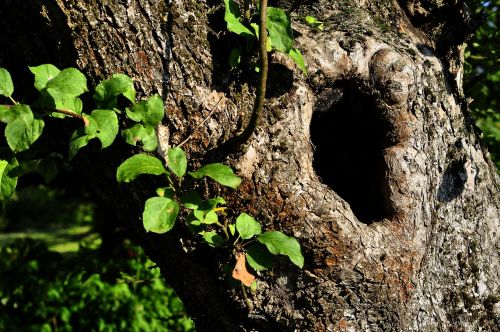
[{"left": 1, "top": 0, "right": 498, "bottom": 331}]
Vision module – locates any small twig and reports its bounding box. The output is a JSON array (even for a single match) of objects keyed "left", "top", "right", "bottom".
[
  {"left": 177, "top": 96, "right": 224, "bottom": 148},
  {"left": 0, "top": 104, "right": 12, "bottom": 109}
]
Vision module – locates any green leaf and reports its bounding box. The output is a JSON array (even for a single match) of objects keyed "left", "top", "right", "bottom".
[
  {"left": 68, "top": 110, "right": 119, "bottom": 157},
  {"left": 224, "top": 0, "right": 254, "bottom": 37},
  {"left": 246, "top": 243, "right": 275, "bottom": 271},
  {"left": 0, "top": 159, "right": 18, "bottom": 202},
  {"left": 0, "top": 105, "right": 14, "bottom": 123},
  {"left": 203, "top": 210, "right": 219, "bottom": 225},
  {"left": 5, "top": 104, "right": 44, "bottom": 152},
  {"left": 125, "top": 107, "right": 142, "bottom": 122},
  {"left": 229, "top": 223, "right": 236, "bottom": 236},
  {"left": 68, "top": 135, "right": 90, "bottom": 159},
  {"left": 257, "top": 231, "right": 304, "bottom": 268},
  {"left": 127, "top": 94, "right": 164, "bottom": 125},
  {"left": 94, "top": 73, "right": 136, "bottom": 109},
  {"left": 288, "top": 47, "right": 307, "bottom": 75},
  {"left": 46, "top": 68, "right": 87, "bottom": 97},
  {"left": 116, "top": 154, "right": 167, "bottom": 183},
  {"left": 189, "top": 163, "right": 242, "bottom": 189},
  {"left": 46, "top": 89, "right": 83, "bottom": 115},
  {"left": 29, "top": 64, "right": 61, "bottom": 91},
  {"left": 192, "top": 210, "right": 205, "bottom": 224},
  {"left": 167, "top": 147, "right": 187, "bottom": 178},
  {"left": 68, "top": 118, "right": 93, "bottom": 159},
  {"left": 236, "top": 213, "right": 262, "bottom": 240},
  {"left": 0, "top": 68, "right": 14, "bottom": 97},
  {"left": 89, "top": 109, "right": 119, "bottom": 148},
  {"left": 121, "top": 124, "right": 158, "bottom": 151},
  {"left": 304, "top": 15, "right": 324, "bottom": 30},
  {"left": 143, "top": 197, "right": 179, "bottom": 233},
  {"left": 202, "top": 231, "right": 225, "bottom": 247},
  {"left": 267, "top": 7, "right": 293, "bottom": 53},
  {"left": 207, "top": 196, "right": 226, "bottom": 208}
]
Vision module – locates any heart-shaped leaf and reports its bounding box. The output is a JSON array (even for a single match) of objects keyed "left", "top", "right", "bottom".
[
  {"left": 267, "top": 7, "right": 293, "bottom": 53},
  {"left": 143, "top": 197, "right": 179, "bottom": 233},
  {"left": 167, "top": 147, "right": 187, "bottom": 178},
  {"left": 189, "top": 163, "right": 241, "bottom": 189},
  {"left": 29, "top": 64, "right": 61, "bottom": 91},
  {"left": 116, "top": 154, "right": 167, "bottom": 183},
  {"left": 258, "top": 231, "right": 304, "bottom": 268},
  {"left": 0, "top": 68, "right": 14, "bottom": 97},
  {"left": 236, "top": 213, "right": 262, "bottom": 240}
]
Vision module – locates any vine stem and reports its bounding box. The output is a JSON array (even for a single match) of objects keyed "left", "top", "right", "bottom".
[
  {"left": 238, "top": 0, "right": 268, "bottom": 145},
  {"left": 8, "top": 96, "right": 17, "bottom": 105},
  {"left": 224, "top": 0, "right": 268, "bottom": 152}
]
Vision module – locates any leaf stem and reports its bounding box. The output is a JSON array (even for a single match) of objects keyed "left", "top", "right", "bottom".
[
  {"left": 221, "top": 221, "right": 229, "bottom": 240},
  {"left": 241, "top": 282, "right": 254, "bottom": 311},
  {"left": 53, "top": 109, "right": 89, "bottom": 126},
  {"left": 166, "top": 174, "right": 176, "bottom": 190},
  {"left": 8, "top": 96, "right": 17, "bottom": 105},
  {"left": 222, "top": 218, "right": 230, "bottom": 240}
]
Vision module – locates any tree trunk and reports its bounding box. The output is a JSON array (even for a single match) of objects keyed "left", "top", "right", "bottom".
[{"left": 1, "top": 0, "right": 498, "bottom": 331}]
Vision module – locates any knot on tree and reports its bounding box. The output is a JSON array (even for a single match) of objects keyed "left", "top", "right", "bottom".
[{"left": 369, "top": 48, "right": 415, "bottom": 107}]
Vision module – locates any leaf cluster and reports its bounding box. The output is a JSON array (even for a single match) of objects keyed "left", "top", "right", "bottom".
[
  {"left": 464, "top": 0, "right": 500, "bottom": 171},
  {"left": 0, "top": 65, "right": 164, "bottom": 205},
  {"left": 116, "top": 146, "right": 304, "bottom": 277},
  {"left": 0, "top": 64, "right": 304, "bottom": 291},
  {"left": 0, "top": 239, "right": 194, "bottom": 331},
  {"left": 223, "top": 0, "right": 307, "bottom": 74}
]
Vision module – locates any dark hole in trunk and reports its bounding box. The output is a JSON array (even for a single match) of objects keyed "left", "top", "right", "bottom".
[{"left": 310, "top": 82, "right": 395, "bottom": 224}]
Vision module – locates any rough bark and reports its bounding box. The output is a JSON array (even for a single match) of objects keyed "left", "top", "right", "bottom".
[{"left": 0, "top": 0, "right": 498, "bottom": 331}]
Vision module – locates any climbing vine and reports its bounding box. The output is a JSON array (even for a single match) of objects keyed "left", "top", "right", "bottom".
[{"left": 0, "top": 64, "right": 303, "bottom": 291}]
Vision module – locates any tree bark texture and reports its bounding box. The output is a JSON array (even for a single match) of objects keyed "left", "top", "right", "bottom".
[{"left": 0, "top": 0, "right": 498, "bottom": 331}]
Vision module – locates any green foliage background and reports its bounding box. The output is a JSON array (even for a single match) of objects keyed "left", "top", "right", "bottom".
[
  {"left": 0, "top": 238, "right": 194, "bottom": 332},
  {"left": 465, "top": 0, "right": 500, "bottom": 170},
  {"left": 0, "top": 186, "right": 194, "bottom": 332}
]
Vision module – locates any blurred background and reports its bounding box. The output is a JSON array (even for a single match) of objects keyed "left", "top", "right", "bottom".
[{"left": 0, "top": 185, "right": 195, "bottom": 331}]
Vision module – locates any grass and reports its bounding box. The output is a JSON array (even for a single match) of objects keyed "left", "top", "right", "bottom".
[{"left": 0, "top": 185, "right": 99, "bottom": 253}]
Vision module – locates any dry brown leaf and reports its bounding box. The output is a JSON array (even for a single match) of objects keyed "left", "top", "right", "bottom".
[{"left": 232, "top": 253, "right": 255, "bottom": 287}]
